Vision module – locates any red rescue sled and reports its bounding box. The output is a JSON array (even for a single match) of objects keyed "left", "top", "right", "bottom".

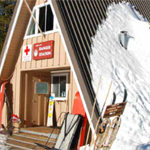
[{"left": 72, "top": 91, "right": 88, "bottom": 148}]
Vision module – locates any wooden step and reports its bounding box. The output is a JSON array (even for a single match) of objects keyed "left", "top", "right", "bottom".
[
  {"left": 20, "top": 128, "right": 59, "bottom": 139},
  {"left": 6, "top": 127, "right": 59, "bottom": 149},
  {"left": 20, "top": 127, "right": 60, "bottom": 135},
  {"left": 7, "top": 138, "right": 53, "bottom": 150},
  {"left": 7, "top": 139, "right": 35, "bottom": 149},
  {"left": 8, "top": 135, "right": 54, "bottom": 147},
  {"left": 6, "top": 143, "right": 32, "bottom": 150},
  {"left": 14, "top": 132, "right": 56, "bottom": 143}
]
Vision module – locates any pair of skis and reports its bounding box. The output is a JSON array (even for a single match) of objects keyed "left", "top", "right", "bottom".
[{"left": 95, "top": 89, "right": 127, "bottom": 150}]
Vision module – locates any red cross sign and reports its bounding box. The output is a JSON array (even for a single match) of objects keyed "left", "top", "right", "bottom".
[
  {"left": 24, "top": 46, "right": 30, "bottom": 55},
  {"left": 22, "top": 44, "right": 32, "bottom": 62}
]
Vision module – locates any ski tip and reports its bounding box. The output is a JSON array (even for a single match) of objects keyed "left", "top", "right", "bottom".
[
  {"left": 123, "top": 89, "right": 127, "bottom": 102},
  {"left": 112, "top": 92, "right": 116, "bottom": 105}
]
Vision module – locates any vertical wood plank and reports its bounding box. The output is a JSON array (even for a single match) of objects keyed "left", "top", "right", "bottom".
[
  {"left": 41, "top": 35, "right": 49, "bottom": 68},
  {"left": 55, "top": 101, "right": 61, "bottom": 126},
  {"left": 31, "top": 37, "right": 37, "bottom": 69},
  {"left": 27, "top": 73, "right": 34, "bottom": 126},
  {"left": 53, "top": 33, "right": 60, "bottom": 66},
  {"left": 40, "top": 95, "right": 44, "bottom": 125},
  {"left": 36, "top": 36, "right": 43, "bottom": 68},
  {"left": 11, "top": 68, "right": 16, "bottom": 114},
  {"left": 47, "top": 33, "right": 55, "bottom": 67},
  {"left": 15, "top": 64, "right": 21, "bottom": 116},
  {"left": 60, "top": 102, "right": 66, "bottom": 125},
  {"left": 65, "top": 51, "right": 70, "bottom": 66},
  {"left": 24, "top": 73, "right": 28, "bottom": 122},
  {"left": 60, "top": 36, "right": 66, "bottom": 66},
  {"left": 20, "top": 72, "right": 25, "bottom": 126},
  {"left": 44, "top": 96, "right": 48, "bottom": 126}
]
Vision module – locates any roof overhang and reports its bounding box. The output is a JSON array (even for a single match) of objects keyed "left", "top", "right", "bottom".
[{"left": 0, "top": 0, "right": 36, "bottom": 82}]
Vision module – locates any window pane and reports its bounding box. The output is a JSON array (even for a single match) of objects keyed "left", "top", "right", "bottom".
[
  {"left": 46, "top": 5, "right": 54, "bottom": 31},
  {"left": 39, "top": 6, "right": 45, "bottom": 32},
  {"left": 60, "top": 76, "right": 66, "bottom": 97},
  {"left": 52, "top": 76, "right": 59, "bottom": 97},
  {"left": 27, "top": 12, "right": 35, "bottom": 35}
]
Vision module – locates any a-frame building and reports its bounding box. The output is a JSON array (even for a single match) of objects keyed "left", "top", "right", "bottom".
[{"left": 0, "top": 0, "right": 150, "bottom": 148}]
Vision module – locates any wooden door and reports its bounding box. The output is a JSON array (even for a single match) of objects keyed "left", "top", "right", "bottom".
[
  {"left": 20, "top": 72, "right": 50, "bottom": 127},
  {"left": 32, "top": 77, "right": 40, "bottom": 126},
  {"left": 31, "top": 74, "right": 50, "bottom": 126}
]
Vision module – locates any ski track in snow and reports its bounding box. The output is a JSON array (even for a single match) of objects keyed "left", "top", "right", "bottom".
[{"left": 90, "top": 2, "right": 150, "bottom": 150}]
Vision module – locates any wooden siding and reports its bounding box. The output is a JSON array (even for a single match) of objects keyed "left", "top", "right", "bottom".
[
  {"left": 8, "top": 0, "right": 77, "bottom": 126},
  {"left": 21, "top": 32, "right": 69, "bottom": 70},
  {"left": 10, "top": 31, "right": 77, "bottom": 126},
  {"left": 0, "top": 0, "right": 78, "bottom": 127},
  {"left": 35, "top": 0, "right": 46, "bottom": 6}
]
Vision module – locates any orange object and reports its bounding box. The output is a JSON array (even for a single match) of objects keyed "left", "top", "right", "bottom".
[
  {"left": 72, "top": 91, "right": 86, "bottom": 117},
  {"left": 72, "top": 91, "right": 87, "bottom": 147},
  {"left": 0, "top": 82, "right": 7, "bottom": 129}
]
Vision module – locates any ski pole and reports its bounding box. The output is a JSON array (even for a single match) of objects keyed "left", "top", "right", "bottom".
[
  {"left": 92, "top": 81, "right": 113, "bottom": 148},
  {"left": 84, "top": 76, "right": 102, "bottom": 150}
]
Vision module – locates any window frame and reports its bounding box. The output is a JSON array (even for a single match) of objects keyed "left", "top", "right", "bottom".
[
  {"left": 24, "top": 2, "right": 59, "bottom": 40},
  {"left": 51, "top": 73, "right": 69, "bottom": 101}
]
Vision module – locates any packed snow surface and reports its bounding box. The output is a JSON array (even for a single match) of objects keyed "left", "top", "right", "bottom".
[{"left": 90, "top": 2, "right": 150, "bottom": 150}]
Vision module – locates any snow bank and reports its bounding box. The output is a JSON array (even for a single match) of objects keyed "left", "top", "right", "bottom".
[{"left": 90, "top": 2, "right": 150, "bottom": 150}]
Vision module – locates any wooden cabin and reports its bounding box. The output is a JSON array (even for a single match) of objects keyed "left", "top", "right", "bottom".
[{"left": 0, "top": 0, "right": 150, "bottom": 149}]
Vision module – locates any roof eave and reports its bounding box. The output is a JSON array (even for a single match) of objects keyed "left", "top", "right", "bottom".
[{"left": 0, "top": 0, "right": 23, "bottom": 81}]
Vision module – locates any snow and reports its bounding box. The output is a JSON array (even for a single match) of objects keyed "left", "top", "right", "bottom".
[{"left": 90, "top": 2, "right": 150, "bottom": 150}]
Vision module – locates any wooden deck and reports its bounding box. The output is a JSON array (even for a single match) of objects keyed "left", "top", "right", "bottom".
[{"left": 6, "top": 127, "right": 60, "bottom": 150}]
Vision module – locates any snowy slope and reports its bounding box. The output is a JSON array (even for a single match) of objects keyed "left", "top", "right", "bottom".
[{"left": 90, "top": 2, "right": 150, "bottom": 150}]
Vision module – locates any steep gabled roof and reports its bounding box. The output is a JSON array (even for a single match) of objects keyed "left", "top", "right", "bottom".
[
  {"left": 1, "top": 0, "right": 150, "bottom": 134},
  {"left": 52, "top": 0, "right": 150, "bottom": 132}
]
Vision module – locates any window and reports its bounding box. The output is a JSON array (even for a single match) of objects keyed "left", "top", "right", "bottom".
[
  {"left": 38, "top": 5, "right": 54, "bottom": 33},
  {"left": 51, "top": 74, "right": 68, "bottom": 100},
  {"left": 26, "top": 4, "right": 57, "bottom": 37},
  {"left": 27, "top": 12, "right": 36, "bottom": 35}
]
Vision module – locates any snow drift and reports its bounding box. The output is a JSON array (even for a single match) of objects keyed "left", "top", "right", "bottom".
[{"left": 90, "top": 2, "right": 150, "bottom": 150}]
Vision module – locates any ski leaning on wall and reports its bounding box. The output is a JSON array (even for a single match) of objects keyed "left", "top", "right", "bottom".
[
  {"left": 96, "top": 89, "right": 127, "bottom": 150},
  {"left": 47, "top": 96, "right": 55, "bottom": 127}
]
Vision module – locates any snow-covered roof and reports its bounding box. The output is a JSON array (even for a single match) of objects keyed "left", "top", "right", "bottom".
[{"left": 52, "top": 0, "right": 150, "bottom": 132}]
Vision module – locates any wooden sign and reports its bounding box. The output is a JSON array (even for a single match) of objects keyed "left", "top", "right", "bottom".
[
  {"left": 33, "top": 40, "right": 54, "bottom": 60},
  {"left": 35, "top": 82, "right": 49, "bottom": 95},
  {"left": 103, "top": 102, "right": 127, "bottom": 118}
]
